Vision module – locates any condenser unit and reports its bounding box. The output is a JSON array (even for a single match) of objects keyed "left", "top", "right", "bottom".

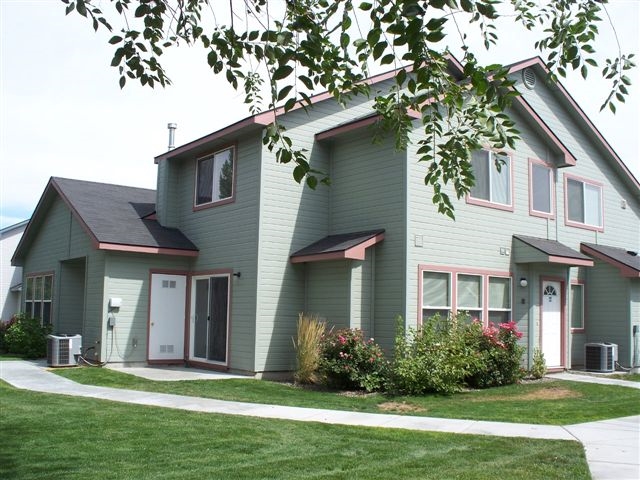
[
  {"left": 47, "top": 334, "right": 82, "bottom": 367},
  {"left": 584, "top": 342, "right": 618, "bottom": 373}
]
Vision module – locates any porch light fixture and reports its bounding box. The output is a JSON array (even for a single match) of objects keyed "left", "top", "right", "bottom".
[
  {"left": 233, "top": 272, "right": 241, "bottom": 278},
  {"left": 519, "top": 277, "right": 528, "bottom": 288}
]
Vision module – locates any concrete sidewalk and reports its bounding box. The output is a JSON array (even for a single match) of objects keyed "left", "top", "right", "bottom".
[{"left": 1, "top": 361, "right": 638, "bottom": 479}]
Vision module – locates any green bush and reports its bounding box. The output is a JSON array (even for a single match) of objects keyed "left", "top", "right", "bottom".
[
  {"left": 530, "top": 348, "right": 547, "bottom": 379},
  {"left": 293, "top": 313, "right": 325, "bottom": 385},
  {"left": 0, "top": 317, "right": 18, "bottom": 353},
  {"left": 464, "top": 320, "right": 526, "bottom": 389},
  {"left": 390, "top": 314, "right": 480, "bottom": 395},
  {"left": 3, "top": 313, "right": 51, "bottom": 359},
  {"left": 319, "top": 328, "right": 388, "bottom": 392}
]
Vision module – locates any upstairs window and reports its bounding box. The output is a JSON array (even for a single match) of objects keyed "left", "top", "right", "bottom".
[
  {"left": 565, "top": 175, "right": 603, "bottom": 230},
  {"left": 25, "top": 274, "right": 53, "bottom": 325},
  {"left": 530, "top": 160, "right": 554, "bottom": 217},
  {"left": 469, "top": 150, "right": 512, "bottom": 209},
  {"left": 195, "top": 147, "right": 235, "bottom": 207}
]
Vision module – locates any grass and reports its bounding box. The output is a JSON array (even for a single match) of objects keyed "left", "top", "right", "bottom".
[
  {"left": 53, "top": 366, "right": 640, "bottom": 425},
  {"left": 0, "top": 381, "right": 590, "bottom": 480},
  {"left": 610, "top": 373, "right": 640, "bottom": 382}
]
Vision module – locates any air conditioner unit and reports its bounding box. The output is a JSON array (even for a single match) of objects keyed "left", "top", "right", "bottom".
[
  {"left": 47, "top": 334, "right": 82, "bottom": 367},
  {"left": 584, "top": 342, "right": 618, "bottom": 373}
]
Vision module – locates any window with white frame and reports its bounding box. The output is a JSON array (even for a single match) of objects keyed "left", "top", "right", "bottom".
[
  {"left": 422, "top": 271, "right": 451, "bottom": 320},
  {"left": 488, "top": 276, "right": 512, "bottom": 324},
  {"left": 566, "top": 176, "right": 602, "bottom": 228},
  {"left": 570, "top": 284, "right": 584, "bottom": 330},
  {"left": 195, "top": 147, "right": 234, "bottom": 206},
  {"left": 25, "top": 274, "right": 53, "bottom": 325},
  {"left": 422, "top": 269, "right": 512, "bottom": 323},
  {"left": 530, "top": 161, "right": 553, "bottom": 215},
  {"left": 456, "top": 274, "right": 483, "bottom": 321},
  {"left": 469, "top": 150, "right": 512, "bottom": 206}
]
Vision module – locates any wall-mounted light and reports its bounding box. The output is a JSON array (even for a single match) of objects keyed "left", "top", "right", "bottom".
[
  {"left": 233, "top": 272, "right": 241, "bottom": 278},
  {"left": 519, "top": 277, "right": 528, "bottom": 288}
]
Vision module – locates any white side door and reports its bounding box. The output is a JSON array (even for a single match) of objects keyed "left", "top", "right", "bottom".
[
  {"left": 541, "top": 280, "right": 563, "bottom": 368},
  {"left": 149, "top": 274, "right": 186, "bottom": 361}
]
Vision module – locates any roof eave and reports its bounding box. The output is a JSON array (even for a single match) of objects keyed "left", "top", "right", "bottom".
[{"left": 580, "top": 244, "right": 640, "bottom": 278}]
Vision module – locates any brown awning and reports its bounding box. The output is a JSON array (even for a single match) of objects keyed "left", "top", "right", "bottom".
[
  {"left": 581, "top": 243, "right": 640, "bottom": 278},
  {"left": 290, "top": 229, "right": 385, "bottom": 263},
  {"left": 513, "top": 235, "right": 594, "bottom": 266}
]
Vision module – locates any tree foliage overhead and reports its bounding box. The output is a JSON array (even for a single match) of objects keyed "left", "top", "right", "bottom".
[{"left": 62, "top": 0, "right": 634, "bottom": 217}]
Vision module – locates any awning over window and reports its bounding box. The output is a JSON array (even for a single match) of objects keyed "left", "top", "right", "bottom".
[
  {"left": 290, "top": 229, "right": 385, "bottom": 263},
  {"left": 513, "top": 235, "right": 594, "bottom": 266},
  {"left": 581, "top": 243, "right": 640, "bottom": 278}
]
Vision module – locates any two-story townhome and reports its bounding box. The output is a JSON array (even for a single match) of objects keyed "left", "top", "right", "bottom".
[{"left": 12, "top": 56, "right": 639, "bottom": 375}]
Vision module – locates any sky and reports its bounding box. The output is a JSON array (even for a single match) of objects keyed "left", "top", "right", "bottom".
[{"left": 1, "top": 0, "right": 639, "bottom": 229}]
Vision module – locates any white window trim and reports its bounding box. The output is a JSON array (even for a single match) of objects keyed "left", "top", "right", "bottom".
[
  {"left": 570, "top": 282, "right": 585, "bottom": 331},
  {"left": 420, "top": 267, "right": 512, "bottom": 325},
  {"left": 467, "top": 149, "right": 514, "bottom": 211}
]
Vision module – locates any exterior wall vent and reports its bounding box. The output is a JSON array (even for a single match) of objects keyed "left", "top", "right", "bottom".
[
  {"left": 584, "top": 342, "right": 617, "bottom": 373},
  {"left": 523, "top": 68, "right": 536, "bottom": 89}
]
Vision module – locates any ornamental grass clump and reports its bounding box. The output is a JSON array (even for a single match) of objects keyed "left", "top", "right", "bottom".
[
  {"left": 320, "top": 328, "right": 388, "bottom": 392},
  {"left": 293, "top": 313, "right": 325, "bottom": 385}
]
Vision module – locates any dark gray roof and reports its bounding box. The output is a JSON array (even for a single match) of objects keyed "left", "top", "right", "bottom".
[
  {"left": 513, "top": 235, "right": 592, "bottom": 262},
  {"left": 581, "top": 243, "right": 640, "bottom": 273},
  {"left": 292, "top": 229, "right": 385, "bottom": 258},
  {"left": 52, "top": 177, "right": 197, "bottom": 251}
]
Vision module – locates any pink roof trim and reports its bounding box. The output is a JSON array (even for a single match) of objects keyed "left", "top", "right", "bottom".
[
  {"left": 97, "top": 242, "right": 199, "bottom": 257},
  {"left": 509, "top": 57, "right": 639, "bottom": 189},
  {"left": 547, "top": 255, "right": 594, "bottom": 267},
  {"left": 513, "top": 95, "right": 576, "bottom": 166},
  {"left": 290, "top": 232, "right": 384, "bottom": 263},
  {"left": 580, "top": 244, "right": 640, "bottom": 278}
]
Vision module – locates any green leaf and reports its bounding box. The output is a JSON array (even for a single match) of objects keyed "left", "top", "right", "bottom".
[
  {"left": 306, "top": 175, "right": 318, "bottom": 189},
  {"left": 278, "top": 85, "right": 293, "bottom": 101},
  {"left": 273, "top": 65, "right": 293, "bottom": 81},
  {"left": 109, "top": 36, "right": 122, "bottom": 45},
  {"left": 293, "top": 165, "right": 306, "bottom": 183}
]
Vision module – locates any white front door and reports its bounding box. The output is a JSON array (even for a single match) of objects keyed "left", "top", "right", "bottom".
[
  {"left": 148, "top": 274, "right": 187, "bottom": 361},
  {"left": 541, "top": 280, "right": 563, "bottom": 368}
]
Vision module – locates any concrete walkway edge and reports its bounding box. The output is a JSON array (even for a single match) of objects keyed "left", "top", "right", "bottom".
[{"left": 1, "top": 361, "right": 638, "bottom": 480}]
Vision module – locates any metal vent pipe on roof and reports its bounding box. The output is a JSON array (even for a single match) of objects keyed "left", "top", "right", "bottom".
[{"left": 167, "top": 123, "right": 177, "bottom": 150}]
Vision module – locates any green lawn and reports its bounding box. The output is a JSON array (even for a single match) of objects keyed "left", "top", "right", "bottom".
[
  {"left": 53, "top": 366, "right": 640, "bottom": 425},
  {"left": 0, "top": 381, "right": 589, "bottom": 480}
]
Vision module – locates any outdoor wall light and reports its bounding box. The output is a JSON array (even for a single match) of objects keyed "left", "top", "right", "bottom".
[
  {"left": 519, "top": 277, "right": 528, "bottom": 288},
  {"left": 233, "top": 272, "right": 242, "bottom": 278}
]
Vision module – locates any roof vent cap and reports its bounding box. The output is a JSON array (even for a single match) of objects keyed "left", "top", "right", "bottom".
[{"left": 523, "top": 68, "right": 536, "bottom": 89}]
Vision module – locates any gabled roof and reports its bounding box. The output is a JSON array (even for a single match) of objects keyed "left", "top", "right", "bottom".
[
  {"left": 513, "top": 235, "right": 594, "bottom": 266},
  {"left": 12, "top": 177, "right": 198, "bottom": 265},
  {"left": 581, "top": 243, "right": 640, "bottom": 278},
  {"left": 291, "top": 229, "right": 385, "bottom": 263},
  {"left": 1, "top": 219, "right": 29, "bottom": 236},
  {"left": 507, "top": 56, "right": 639, "bottom": 193}
]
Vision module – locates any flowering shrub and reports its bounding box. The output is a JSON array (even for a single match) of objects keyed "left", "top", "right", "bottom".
[
  {"left": 319, "top": 328, "right": 388, "bottom": 392},
  {"left": 2, "top": 313, "right": 52, "bottom": 359},
  {"left": 390, "top": 314, "right": 480, "bottom": 395},
  {"left": 464, "top": 320, "right": 526, "bottom": 389}
]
